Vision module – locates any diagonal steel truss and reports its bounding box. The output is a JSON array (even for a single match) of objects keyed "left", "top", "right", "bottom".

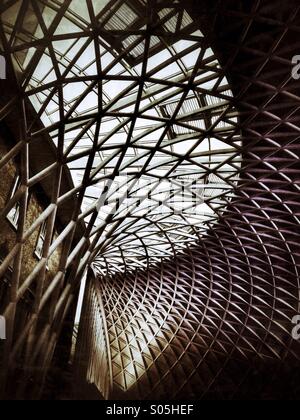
[
  {"left": 1, "top": 0, "right": 242, "bottom": 276},
  {"left": 0, "top": 0, "right": 242, "bottom": 397},
  {"left": 76, "top": 0, "right": 300, "bottom": 399},
  {"left": 0, "top": 0, "right": 300, "bottom": 400}
]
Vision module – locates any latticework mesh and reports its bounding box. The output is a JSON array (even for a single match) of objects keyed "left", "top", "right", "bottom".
[
  {"left": 98, "top": 0, "right": 300, "bottom": 399},
  {"left": 0, "top": 0, "right": 300, "bottom": 400}
]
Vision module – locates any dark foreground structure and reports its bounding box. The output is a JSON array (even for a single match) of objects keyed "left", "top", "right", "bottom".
[{"left": 0, "top": 0, "right": 300, "bottom": 400}]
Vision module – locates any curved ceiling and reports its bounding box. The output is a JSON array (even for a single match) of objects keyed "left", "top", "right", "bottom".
[
  {"left": 94, "top": 0, "right": 300, "bottom": 399},
  {"left": 1, "top": 0, "right": 300, "bottom": 400},
  {"left": 1, "top": 0, "right": 241, "bottom": 274}
]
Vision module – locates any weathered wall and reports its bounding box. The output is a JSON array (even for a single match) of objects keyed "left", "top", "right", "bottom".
[
  {"left": 0, "top": 137, "right": 62, "bottom": 287},
  {"left": 0, "top": 130, "right": 64, "bottom": 397}
]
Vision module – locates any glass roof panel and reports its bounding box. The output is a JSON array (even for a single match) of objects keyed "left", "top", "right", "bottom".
[{"left": 3, "top": 0, "right": 242, "bottom": 274}]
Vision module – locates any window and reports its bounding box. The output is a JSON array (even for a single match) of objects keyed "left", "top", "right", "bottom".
[
  {"left": 7, "top": 175, "right": 21, "bottom": 229},
  {"left": 35, "top": 221, "right": 47, "bottom": 260}
]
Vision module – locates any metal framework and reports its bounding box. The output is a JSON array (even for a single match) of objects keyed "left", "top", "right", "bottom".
[
  {"left": 0, "top": 0, "right": 300, "bottom": 400},
  {"left": 1, "top": 0, "right": 242, "bottom": 275}
]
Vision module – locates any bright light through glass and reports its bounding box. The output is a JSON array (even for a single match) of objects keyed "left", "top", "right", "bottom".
[{"left": 4, "top": 0, "right": 242, "bottom": 274}]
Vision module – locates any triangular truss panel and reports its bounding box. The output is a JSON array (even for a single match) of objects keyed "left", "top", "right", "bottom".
[
  {"left": 1, "top": 0, "right": 241, "bottom": 275},
  {"left": 81, "top": 0, "right": 300, "bottom": 400},
  {"left": 0, "top": 0, "right": 300, "bottom": 401}
]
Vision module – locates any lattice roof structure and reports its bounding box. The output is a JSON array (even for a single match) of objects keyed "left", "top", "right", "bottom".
[
  {"left": 1, "top": 0, "right": 242, "bottom": 274},
  {"left": 0, "top": 0, "right": 300, "bottom": 401}
]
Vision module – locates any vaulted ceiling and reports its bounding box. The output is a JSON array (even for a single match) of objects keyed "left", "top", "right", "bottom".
[
  {"left": 1, "top": 0, "right": 242, "bottom": 273},
  {"left": 1, "top": 0, "right": 300, "bottom": 400}
]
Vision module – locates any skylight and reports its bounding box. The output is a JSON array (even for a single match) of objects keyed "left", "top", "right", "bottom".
[{"left": 2, "top": 0, "right": 242, "bottom": 274}]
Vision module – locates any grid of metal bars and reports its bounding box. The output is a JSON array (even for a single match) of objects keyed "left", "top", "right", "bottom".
[
  {"left": 97, "top": 0, "right": 300, "bottom": 399},
  {"left": 1, "top": 0, "right": 242, "bottom": 276},
  {"left": 0, "top": 0, "right": 299, "bottom": 400}
]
